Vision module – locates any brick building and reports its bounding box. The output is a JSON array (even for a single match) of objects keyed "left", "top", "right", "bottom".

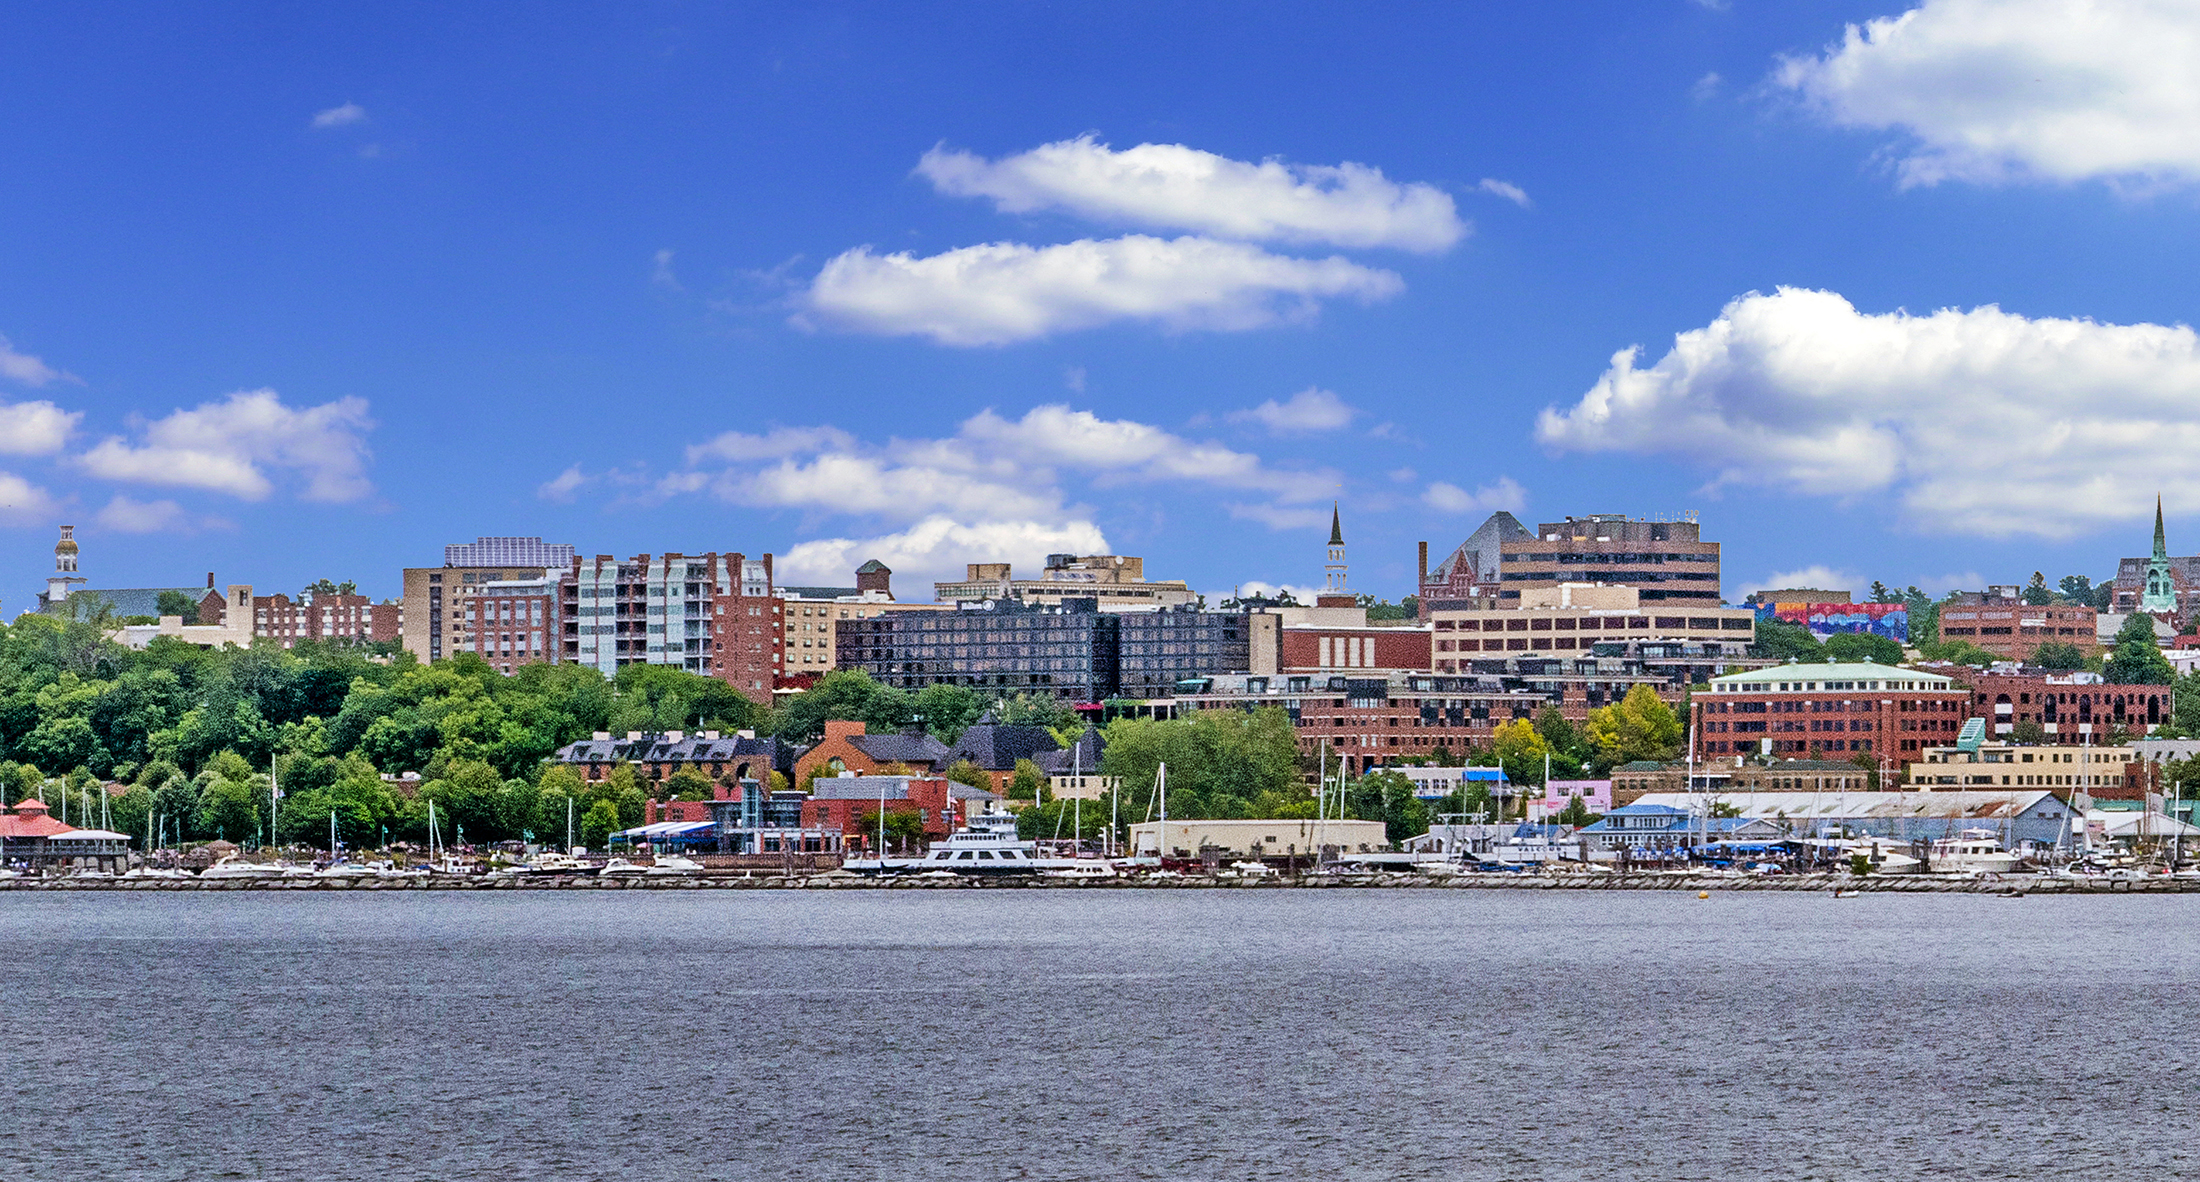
[
  {"left": 1693, "top": 660, "right": 1973, "bottom": 761},
  {"left": 251, "top": 592, "right": 401, "bottom": 648},
  {"left": 551, "top": 729, "right": 797, "bottom": 786},
  {"left": 800, "top": 774, "right": 969, "bottom": 845},
  {"left": 1477, "top": 513, "right": 1722, "bottom": 604},
  {"left": 1936, "top": 587, "right": 2100, "bottom": 661},
  {"left": 793, "top": 720, "right": 952, "bottom": 786},
  {"left": 1279, "top": 623, "right": 1432, "bottom": 672},
  {"left": 1429, "top": 583, "right": 1756, "bottom": 672},
  {"left": 1175, "top": 666, "right": 1677, "bottom": 777},
  {"left": 1941, "top": 666, "right": 2169, "bottom": 738}
]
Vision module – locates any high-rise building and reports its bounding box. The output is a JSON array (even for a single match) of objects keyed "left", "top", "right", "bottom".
[
  {"left": 400, "top": 537, "right": 570, "bottom": 666},
  {"left": 1488, "top": 513, "right": 1721, "bottom": 604},
  {"left": 838, "top": 599, "right": 1268, "bottom": 702}
]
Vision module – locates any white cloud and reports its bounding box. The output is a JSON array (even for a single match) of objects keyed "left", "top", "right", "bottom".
[
  {"left": 801, "top": 235, "right": 1401, "bottom": 346},
  {"left": 79, "top": 388, "right": 374, "bottom": 502},
  {"left": 0, "top": 400, "right": 79, "bottom": 455},
  {"left": 684, "top": 425, "right": 857, "bottom": 466},
  {"left": 312, "top": 102, "right": 367, "bottom": 129},
  {"left": 0, "top": 335, "right": 73, "bottom": 387},
  {"left": 1388, "top": 466, "right": 1418, "bottom": 483},
  {"left": 917, "top": 136, "right": 1466, "bottom": 252},
  {"left": 1226, "top": 503, "right": 1334, "bottom": 531},
  {"left": 776, "top": 515, "right": 1111, "bottom": 588},
  {"left": 958, "top": 404, "right": 1333, "bottom": 500},
  {"left": 1422, "top": 477, "right": 1527, "bottom": 514},
  {"left": 652, "top": 249, "right": 682, "bottom": 290},
  {"left": 0, "top": 471, "right": 60, "bottom": 525},
  {"left": 538, "top": 465, "right": 589, "bottom": 503},
  {"left": 1536, "top": 287, "right": 2200, "bottom": 538},
  {"left": 1230, "top": 387, "right": 1357, "bottom": 434},
  {"left": 1919, "top": 570, "right": 1987, "bottom": 596},
  {"left": 1475, "top": 178, "right": 1532, "bottom": 208},
  {"left": 1776, "top": 0, "right": 2200, "bottom": 187},
  {"left": 1212, "top": 580, "right": 1325, "bottom": 605},
  {"left": 1738, "top": 566, "right": 1864, "bottom": 600},
  {"left": 93, "top": 496, "right": 220, "bottom": 535}
]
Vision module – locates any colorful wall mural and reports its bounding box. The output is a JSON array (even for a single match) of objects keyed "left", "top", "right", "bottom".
[{"left": 1750, "top": 601, "right": 1909, "bottom": 642}]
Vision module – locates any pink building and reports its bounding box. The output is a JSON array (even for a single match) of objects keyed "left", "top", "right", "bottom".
[{"left": 1529, "top": 778, "right": 1611, "bottom": 820}]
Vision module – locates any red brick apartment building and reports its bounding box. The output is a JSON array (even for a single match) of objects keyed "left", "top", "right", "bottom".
[
  {"left": 1937, "top": 587, "right": 2100, "bottom": 660},
  {"left": 1692, "top": 660, "right": 1973, "bottom": 761}
]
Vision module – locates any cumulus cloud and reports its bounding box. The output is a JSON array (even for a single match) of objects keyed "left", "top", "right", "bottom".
[
  {"left": 312, "top": 102, "right": 367, "bottom": 129},
  {"left": 0, "top": 471, "right": 60, "bottom": 525},
  {"left": 1230, "top": 387, "right": 1356, "bottom": 434},
  {"left": 1423, "top": 476, "right": 1527, "bottom": 514},
  {"left": 1475, "top": 178, "right": 1532, "bottom": 208},
  {"left": 537, "top": 464, "right": 590, "bottom": 503},
  {"left": 0, "top": 335, "right": 73, "bottom": 387},
  {"left": 1226, "top": 503, "right": 1335, "bottom": 531},
  {"left": 917, "top": 136, "right": 1466, "bottom": 252},
  {"left": 684, "top": 425, "right": 857, "bottom": 465},
  {"left": 79, "top": 388, "right": 374, "bottom": 502},
  {"left": 93, "top": 496, "right": 218, "bottom": 535},
  {"left": 776, "top": 515, "right": 1111, "bottom": 587},
  {"left": 1737, "top": 566, "right": 1864, "bottom": 600},
  {"left": 1536, "top": 287, "right": 2200, "bottom": 538},
  {"left": 1776, "top": 0, "right": 2200, "bottom": 187},
  {"left": 0, "top": 400, "right": 79, "bottom": 455},
  {"left": 800, "top": 235, "right": 1401, "bottom": 346}
]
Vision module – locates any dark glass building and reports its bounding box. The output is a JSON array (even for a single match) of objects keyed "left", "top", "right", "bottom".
[{"left": 837, "top": 599, "right": 1255, "bottom": 702}]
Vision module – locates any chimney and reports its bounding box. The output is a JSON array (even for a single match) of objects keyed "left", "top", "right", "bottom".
[
  {"left": 1417, "top": 542, "right": 1428, "bottom": 588},
  {"left": 207, "top": 572, "right": 215, "bottom": 589}
]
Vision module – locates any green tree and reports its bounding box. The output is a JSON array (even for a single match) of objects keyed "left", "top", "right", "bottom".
[
  {"left": 579, "top": 799, "right": 621, "bottom": 850},
  {"left": 1824, "top": 632, "right": 1904, "bottom": 665},
  {"left": 195, "top": 752, "right": 264, "bottom": 844},
  {"left": 1583, "top": 685, "right": 1683, "bottom": 770},
  {"left": 1006, "top": 758, "right": 1048, "bottom": 802},
  {"left": 2058, "top": 575, "right": 2095, "bottom": 605},
  {"left": 913, "top": 683, "right": 984, "bottom": 743},
  {"left": 1554, "top": 793, "right": 1598, "bottom": 828},
  {"left": 2021, "top": 571, "right": 2054, "bottom": 606},
  {"left": 2030, "top": 641, "right": 2088, "bottom": 670},
  {"left": 2009, "top": 719, "right": 2048, "bottom": 744},
  {"left": 1749, "top": 617, "right": 1824, "bottom": 662},
  {"left": 154, "top": 589, "right": 200, "bottom": 623},
  {"left": 848, "top": 806, "right": 928, "bottom": 853},
  {"left": 2105, "top": 614, "right": 2174, "bottom": 685},
  {"left": 1489, "top": 718, "right": 1551, "bottom": 788},
  {"left": 943, "top": 758, "right": 992, "bottom": 793},
  {"left": 663, "top": 768, "right": 712, "bottom": 802}
]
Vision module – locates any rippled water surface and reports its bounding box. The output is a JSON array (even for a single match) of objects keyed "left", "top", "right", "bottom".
[{"left": 2, "top": 889, "right": 2195, "bottom": 1181}]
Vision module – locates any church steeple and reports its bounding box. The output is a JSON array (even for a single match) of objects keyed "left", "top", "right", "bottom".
[
  {"left": 1328, "top": 502, "right": 1344, "bottom": 548},
  {"left": 1323, "top": 501, "right": 1348, "bottom": 596},
  {"left": 2142, "top": 494, "right": 2178, "bottom": 617}
]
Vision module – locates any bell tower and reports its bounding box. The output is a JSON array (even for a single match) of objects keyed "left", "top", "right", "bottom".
[
  {"left": 45, "top": 525, "right": 85, "bottom": 607},
  {"left": 1316, "top": 502, "right": 1356, "bottom": 608},
  {"left": 2141, "top": 495, "right": 2178, "bottom": 617}
]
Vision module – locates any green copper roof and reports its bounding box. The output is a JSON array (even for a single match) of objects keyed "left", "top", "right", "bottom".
[{"left": 1708, "top": 660, "right": 1952, "bottom": 689}]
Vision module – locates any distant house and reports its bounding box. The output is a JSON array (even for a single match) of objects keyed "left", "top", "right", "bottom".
[
  {"left": 800, "top": 774, "right": 1000, "bottom": 845},
  {"left": 1574, "top": 802, "right": 1782, "bottom": 855},
  {"left": 943, "top": 712, "right": 1062, "bottom": 795},
  {"left": 793, "top": 721, "right": 952, "bottom": 785},
  {"left": 552, "top": 730, "right": 795, "bottom": 785},
  {"left": 1035, "top": 725, "right": 1115, "bottom": 800}
]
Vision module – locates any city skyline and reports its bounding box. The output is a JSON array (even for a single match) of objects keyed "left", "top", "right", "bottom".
[{"left": 6, "top": 2, "right": 2200, "bottom": 610}]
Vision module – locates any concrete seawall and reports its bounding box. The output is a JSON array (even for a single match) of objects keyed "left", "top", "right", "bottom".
[{"left": 2, "top": 872, "right": 2191, "bottom": 894}]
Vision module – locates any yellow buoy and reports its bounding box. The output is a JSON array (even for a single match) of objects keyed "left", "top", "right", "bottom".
[{"left": 1697, "top": 891, "right": 1709, "bottom": 899}]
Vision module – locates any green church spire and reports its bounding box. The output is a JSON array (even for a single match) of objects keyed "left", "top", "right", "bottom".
[{"left": 2155, "top": 494, "right": 2168, "bottom": 560}]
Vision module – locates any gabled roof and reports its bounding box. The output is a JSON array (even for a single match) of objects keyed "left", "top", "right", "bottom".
[
  {"left": 946, "top": 720, "right": 1061, "bottom": 771},
  {"left": 551, "top": 733, "right": 794, "bottom": 774},
  {"left": 1034, "top": 725, "right": 1104, "bottom": 775},
  {"left": 847, "top": 731, "right": 950, "bottom": 767}
]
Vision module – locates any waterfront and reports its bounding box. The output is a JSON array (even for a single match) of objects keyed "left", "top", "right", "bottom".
[{"left": 3, "top": 891, "right": 2195, "bottom": 1181}]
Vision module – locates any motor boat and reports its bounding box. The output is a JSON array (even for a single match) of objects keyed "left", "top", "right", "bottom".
[
  {"left": 1929, "top": 829, "right": 2024, "bottom": 874},
  {"left": 850, "top": 813, "right": 1075, "bottom": 876},
  {"left": 598, "top": 858, "right": 647, "bottom": 878},
  {"left": 1222, "top": 860, "right": 1277, "bottom": 878},
  {"left": 644, "top": 854, "right": 704, "bottom": 877},
  {"left": 200, "top": 856, "right": 285, "bottom": 880},
  {"left": 1041, "top": 861, "right": 1118, "bottom": 879},
  {"left": 314, "top": 862, "right": 376, "bottom": 880},
  {"left": 493, "top": 852, "right": 593, "bottom": 878},
  {"left": 122, "top": 867, "right": 189, "bottom": 880}
]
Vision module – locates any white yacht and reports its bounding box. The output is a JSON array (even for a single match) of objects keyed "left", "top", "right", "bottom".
[
  {"left": 598, "top": 857, "right": 647, "bottom": 878},
  {"left": 849, "top": 813, "right": 1075, "bottom": 876},
  {"left": 1929, "top": 829, "right": 2024, "bottom": 874},
  {"left": 314, "top": 862, "right": 376, "bottom": 880},
  {"left": 494, "top": 852, "right": 593, "bottom": 878},
  {"left": 200, "top": 856, "right": 284, "bottom": 880},
  {"left": 644, "top": 854, "right": 704, "bottom": 877}
]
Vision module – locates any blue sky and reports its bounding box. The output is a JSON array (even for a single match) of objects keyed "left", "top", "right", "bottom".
[{"left": 5, "top": 0, "right": 2200, "bottom": 610}]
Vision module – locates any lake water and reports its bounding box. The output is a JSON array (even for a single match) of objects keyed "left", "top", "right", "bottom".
[{"left": 2, "top": 889, "right": 2193, "bottom": 1181}]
